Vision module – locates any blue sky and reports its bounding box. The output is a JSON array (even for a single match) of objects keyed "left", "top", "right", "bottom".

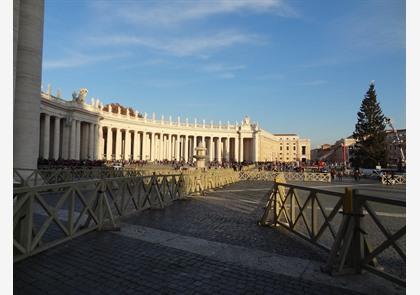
[{"left": 41, "top": 0, "right": 406, "bottom": 148}]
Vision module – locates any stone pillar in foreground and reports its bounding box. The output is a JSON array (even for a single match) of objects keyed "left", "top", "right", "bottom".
[{"left": 14, "top": 0, "right": 45, "bottom": 169}]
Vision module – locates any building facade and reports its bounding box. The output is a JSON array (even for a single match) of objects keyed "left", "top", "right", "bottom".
[
  {"left": 311, "top": 130, "right": 406, "bottom": 168},
  {"left": 385, "top": 129, "right": 406, "bottom": 166},
  {"left": 36, "top": 88, "right": 310, "bottom": 164}
]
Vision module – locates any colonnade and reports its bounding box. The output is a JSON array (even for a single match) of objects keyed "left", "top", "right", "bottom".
[
  {"left": 99, "top": 127, "right": 248, "bottom": 162},
  {"left": 38, "top": 112, "right": 258, "bottom": 162},
  {"left": 39, "top": 113, "right": 99, "bottom": 160}
]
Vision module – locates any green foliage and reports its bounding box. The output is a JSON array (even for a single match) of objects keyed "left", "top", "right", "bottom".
[{"left": 352, "top": 82, "right": 388, "bottom": 168}]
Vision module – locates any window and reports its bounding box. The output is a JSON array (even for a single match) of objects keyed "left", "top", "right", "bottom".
[
  {"left": 302, "top": 146, "right": 306, "bottom": 155},
  {"left": 293, "top": 146, "right": 296, "bottom": 151},
  {"left": 286, "top": 146, "right": 289, "bottom": 151},
  {"left": 280, "top": 146, "right": 282, "bottom": 151}
]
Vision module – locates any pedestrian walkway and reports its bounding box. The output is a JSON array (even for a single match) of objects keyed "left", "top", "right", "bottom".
[{"left": 14, "top": 181, "right": 404, "bottom": 295}]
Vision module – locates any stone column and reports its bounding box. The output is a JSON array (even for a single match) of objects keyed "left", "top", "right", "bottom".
[
  {"left": 150, "top": 132, "right": 156, "bottom": 161},
  {"left": 93, "top": 124, "right": 98, "bottom": 160},
  {"left": 89, "top": 123, "right": 94, "bottom": 160},
  {"left": 115, "top": 128, "right": 122, "bottom": 160},
  {"left": 253, "top": 132, "right": 259, "bottom": 162},
  {"left": 225, "top": 138, "right": 230, "bottom": 161},
  {"left": 192, "top": 136, "right": 197, "bottom": 158},
  {"left": 217, "top": 137, "right": 222, "bottom": 162},
  {"left": 61, "top": 120, "right": 69, "bottom": 160},
  {"left": 175, "top": 135, "right": 180, "bottom": 161},
  {"left": 133, "top": 131, "right": 139, "bottom": 161},
  {"left": 75, "top": 120, "right": 81, "bottom": 160},
  {"left": 209, "top": 137, "right": 214, "bottom": 162},
  {"left": 96, "top": 125, "right": 102, "bottom": 160},
  {"left": 141, "top": 131, "right": 147, "bottom": 161},
  {"left": 13, "top": 0, "right": 45, "bottom": 169},
  {"left": 42, "top": 114, "right": 50, "bottom": 159},
  {"left": 234, "top": 136, "right": 239, "bottom": 162},
  {"left": 239, "top": 136, "right": 244, "bottom": 162},
  {"left": 53, "top": 116, "right": 60, "bottom": 160},
  {"left": 124, "top": 130, "right": 131, "bottom": 160},
  {"left": 182, "top": 136, "right": 187, "bottom": 161},
  {"left": 159, "top": 134, "right": 164, "bottom": 160},
  {"left": 106, "top": 127, "right": 112, "bottom": 160},
  {"left": 70, "top": 119, "right": 76, "bottom": 159},
  {"left": 163, "top": 135, "right": 167, "bottom": 160},
  {"left": 169, "top": 135, "right": 173, "bottom": 160}
]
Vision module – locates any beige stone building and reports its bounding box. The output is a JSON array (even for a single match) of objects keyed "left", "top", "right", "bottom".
[
  {"left": 36, "top": 88, "right": 311, "bottom": 164},
  {"left": 258, "top": 133, "right": 311, "bottom": 163}
]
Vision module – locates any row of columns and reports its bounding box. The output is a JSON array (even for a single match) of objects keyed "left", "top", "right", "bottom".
[
  {"left": 99, "top": 127, "right": 257, "bottom": 162},
  {"left": 39, "top": 113, "right": 99, "bottom": 160},
  {"left": 38, "top": 113, "right": 258, "bottom": 162}
]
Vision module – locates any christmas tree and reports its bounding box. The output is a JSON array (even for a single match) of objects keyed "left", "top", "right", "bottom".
[{"left": 352, "top": 81, "right": 388, "bottom": 168}]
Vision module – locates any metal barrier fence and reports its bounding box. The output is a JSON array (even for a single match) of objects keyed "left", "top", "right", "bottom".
[
  {"left": 13, "top": 168, "right": 145, "bottom": 187},
  {"left": 381, "top": 175, "right": 406, "bottom": 185},
  {"left": 259, "top": 182, "right": 405, "bottom": 286},
  {"left": 182, "top": 169, "right": 239, "bottom": 195},
  {"left": 239, "top": 171, "right": 331, "bottom": 182},
  {"left": 14, "top": 174, "right": 184, "bottom": 262}
]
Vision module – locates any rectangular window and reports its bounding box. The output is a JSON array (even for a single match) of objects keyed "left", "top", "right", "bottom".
[
  {"left": 280, "top": 146, "right": 282, "bottom": 151},
  {"left": 287, "top": 146, "right": 289, "bottom": 151},
  {"left": 302, "top": 146, "right": 306, "bottom": 155},
  {"left": 293, "top": 146, "right": 296, "bottom": 151}
]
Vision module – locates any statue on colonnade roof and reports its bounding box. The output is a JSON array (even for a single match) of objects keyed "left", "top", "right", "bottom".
[{"left": 72, "top": 88, "right": 88, "bottom": 104}]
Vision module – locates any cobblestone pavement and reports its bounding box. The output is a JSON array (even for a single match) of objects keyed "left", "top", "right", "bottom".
[{"left": 14, "top": 181, "right": 404, "bottom": 295}]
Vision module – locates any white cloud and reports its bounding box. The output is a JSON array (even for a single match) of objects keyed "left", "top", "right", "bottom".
[
  {"left": 300, "top": 80, "right": 327, "bottom": 86},
  {"left": 100, "top": 0, "right": 298, "bottom": 27},
  {"left": 202, "top": 63, "right": 246, "bottom": 73},
  {"left": 218, "top": 73, "right": 236, "bottom": 79},
  {"left": 89, "top": 30, "right": 262, "bottom": 57},
  {"left": 255, "top": 73, "right": 284, "bottom": 80},
  {"left": 43, "top": 52, "right": 128, "bottom": 69}
]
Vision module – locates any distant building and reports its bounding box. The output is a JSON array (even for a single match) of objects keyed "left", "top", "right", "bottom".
[
  {"left": 259, "top": 133, "right": 311, "bottom": 163},
  {"left": 311, "top": 129, "right": 406, "bottom": 167},
  {"left": 385, "top": 129, "right": 406, "bottom": 166},
  {"left": 311, "top": 137, "right": 356, "bottom": 164}
]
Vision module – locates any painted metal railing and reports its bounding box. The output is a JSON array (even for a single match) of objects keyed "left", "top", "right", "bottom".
[
  {"left": 13, "top": 168, "right": 145, "bottom": 187},
  {"left": 182, "top": 169, "right": 239, "bottom": 195},
  {"left": 239, "top": 171, "right": 331, "bottom": 182},
  {"left": 381, "top": 174, "right": 406, "bottom": 185},
  {"left": 259, "top": 182, "right": 405, "bottom": 286},
  {"left": 14, "top": 174, "right": 184, "bottom": 263}
]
